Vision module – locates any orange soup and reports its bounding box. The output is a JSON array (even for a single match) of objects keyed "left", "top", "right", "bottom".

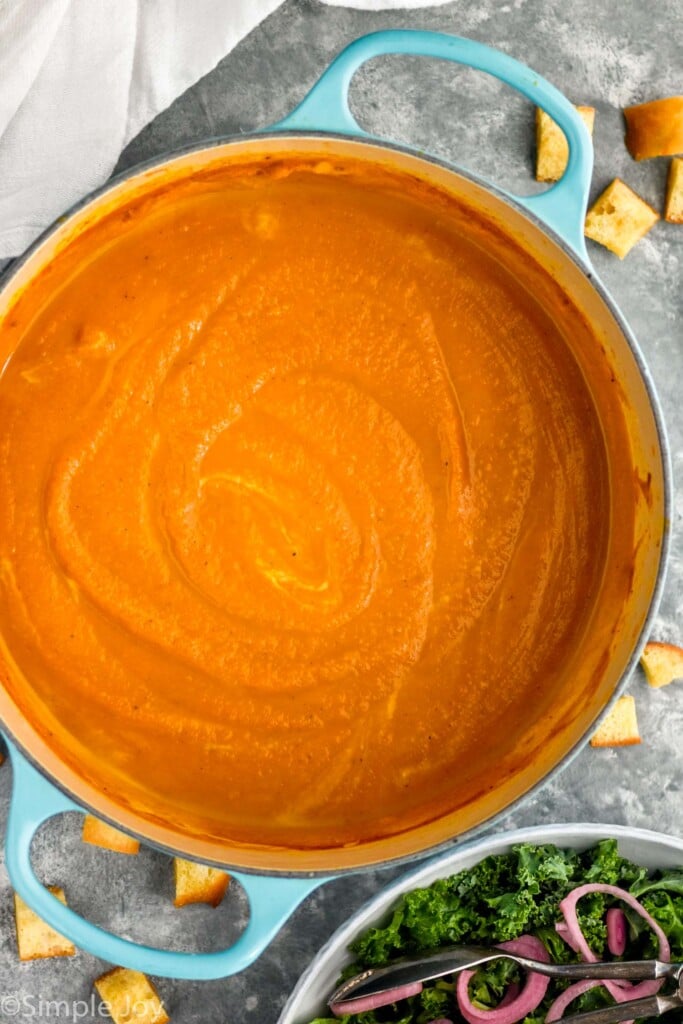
[{"left": 0, "top": 156, "right": 634, "bottom": 849}]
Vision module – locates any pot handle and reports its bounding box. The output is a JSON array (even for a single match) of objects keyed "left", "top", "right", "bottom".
[
  {"left": 4, "top": 739, "right": 328, "bottom": 979},
  {"left": 272, "top": 29, "right": 593, "bottom": 259}
]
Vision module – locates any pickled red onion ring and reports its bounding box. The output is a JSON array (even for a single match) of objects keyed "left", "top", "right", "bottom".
[
  {"left": 330, "top": 981, "right": 423, "bottom": 1016},
  {"left": 606, "top": 908, "right": 628, "bottom": 957},
  {"left": 456, "top": 935, "right": 550, "bottom": 1024},
  {"left": 545, "top": 979, "right": 636, "bottom": 1024},
  {"left": 558, "top": 883, "right": 669, "bottom": 966},
  {"left": 546, "top": 980, "right": 608, "bottom": 1023},
  {"left": 557, "top": 883, "right": 669, "bottom": 1001},
  {"left": 499, "top": 983, "right": 521, "bottom": 1007},
  {"left": 555, "top": 921, "right": 582, "bottom": 954}
]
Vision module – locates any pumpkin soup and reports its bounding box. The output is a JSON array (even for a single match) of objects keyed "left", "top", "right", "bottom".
[{"left": 0, "top": 156, "right": 634, "bottom": 849}]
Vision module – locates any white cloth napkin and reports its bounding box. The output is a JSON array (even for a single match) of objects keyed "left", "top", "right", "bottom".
[{"left": 0, "top": 0, "right": 449, "bottom": 259}]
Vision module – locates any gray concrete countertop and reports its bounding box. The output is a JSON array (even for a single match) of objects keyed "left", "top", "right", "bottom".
[{"left": 0, "top": 1, "right": 681, "bottom": 1022}]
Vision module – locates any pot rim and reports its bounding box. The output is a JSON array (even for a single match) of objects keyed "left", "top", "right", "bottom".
[{"left": 0, "top": 130, "right": 673, "bottom": 876}]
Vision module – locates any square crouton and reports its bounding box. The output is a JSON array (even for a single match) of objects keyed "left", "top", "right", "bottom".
[
  {"left": 665, "top": 158, "right": 683, "bottom": 223},
  {"left": 14, "top": 888, "right": 76, "bottom": 961},
  {"left": 536, "top": 105, "right": 596, "bottom": 182},
  {"left": 82, "top": 815, "right": 140, "bottom": 854},
  {"left": 95, "top": 968, "right": 169, "bottom": 1024},
  {"left": 590, "top": 695, "right": 641, "bottom": 747},
  {"left": 585, "top": 179, "right": 659, "bottom": 258},
  {"left": 173, "top": 858, "right": 230, "bottom": 908},
  {"left": 624, "top": 96, "right": 683, "bottom": 160},
  {"left": 640, "top": 640, "right": 683, "bottom": 688}
]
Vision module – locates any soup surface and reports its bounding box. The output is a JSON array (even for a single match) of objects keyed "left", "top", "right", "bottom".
[{"left": 0, "top": 155, "right": 633, "bottom": 849}]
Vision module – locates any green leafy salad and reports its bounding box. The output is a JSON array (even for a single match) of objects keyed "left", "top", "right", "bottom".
[{"left": 311, "top": 840, "right": 683, "bottom": 1024}]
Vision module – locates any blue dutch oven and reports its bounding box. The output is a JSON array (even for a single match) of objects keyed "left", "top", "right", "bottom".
[{"left": 0, "top": 31, "right": 671, "bottom": 980}]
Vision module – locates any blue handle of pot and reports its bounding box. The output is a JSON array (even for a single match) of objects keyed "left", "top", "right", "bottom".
[
  {"left": 273, "top": 29, "right": 593, "bottom": 258},
  {"left": 4, "top": 740, "right": 327, "bottom": 979}
]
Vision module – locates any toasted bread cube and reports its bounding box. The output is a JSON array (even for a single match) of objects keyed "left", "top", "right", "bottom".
[
  {"left": 665, "top": 158, "right": 683, "bottom": 223},
  {"left": 82, "top": 815, "right": 140, "bottom": 854},
  {"left": 536, "top": 105, "right": 596, "bottom": 182},
  {"left": 624, "top": 96, "right": 683, "bottom": 160},
  {"left": 590, "top": 695, "right": 641, "bottom": 747},
  {"left": 585, "top": 179, "right": 659, "bottom": 258},
  {"left": 173, "top": 857, "right": 230, "bottom": 908},
  {"left": 95, "top": 968, "right": 169, "bottom": 1024},
  {"left": 14, "top": 888, "right": 76, "bottom": 961},
  {"left": 641, "top": 640, "right": 683, "bottom": 688}
]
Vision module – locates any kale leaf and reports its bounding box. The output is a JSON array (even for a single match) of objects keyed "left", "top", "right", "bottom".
[{"left": 632, "top": 870, "right": 683, "bottom": 899}]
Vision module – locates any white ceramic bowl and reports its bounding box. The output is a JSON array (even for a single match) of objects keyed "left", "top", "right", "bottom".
[{"left": 280, "top": 823, "right": 683, "bottom": 1024}]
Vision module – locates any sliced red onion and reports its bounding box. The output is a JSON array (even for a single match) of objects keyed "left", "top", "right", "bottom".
[
  {"left": 545, "top": 976, "right": 640, "bottom": 1024},
  {"left": 456, "top": 935, "right": 550, "bottom": 1024},
  {"left": 558, "top": 883, "right": 670, "bottom": 1001},
  {"left": 558, "top": 883, "right": 669, "bottom": 965},
  {"left": 498, "top": 983, "right": 521, "bottom": 1008},
  {"left": 606, "top": 908, "right": 628, "bottom": 957},
  {"left": 546, "top": 980, "right": 608, "bottom": 1023},
  {"left": 555, "top": 921, "right": 582, "bottom": 954},
  {"left": 330, "top": 981, "right": 423, "bottom": 1017},
  {"left": 426, "top": 1019, "right": 454, "bottom": 1024}
]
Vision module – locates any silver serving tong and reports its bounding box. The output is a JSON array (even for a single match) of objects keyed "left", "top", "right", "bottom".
[{"left": 328, "top": 944, "right": 683, "bottom": 1024}]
